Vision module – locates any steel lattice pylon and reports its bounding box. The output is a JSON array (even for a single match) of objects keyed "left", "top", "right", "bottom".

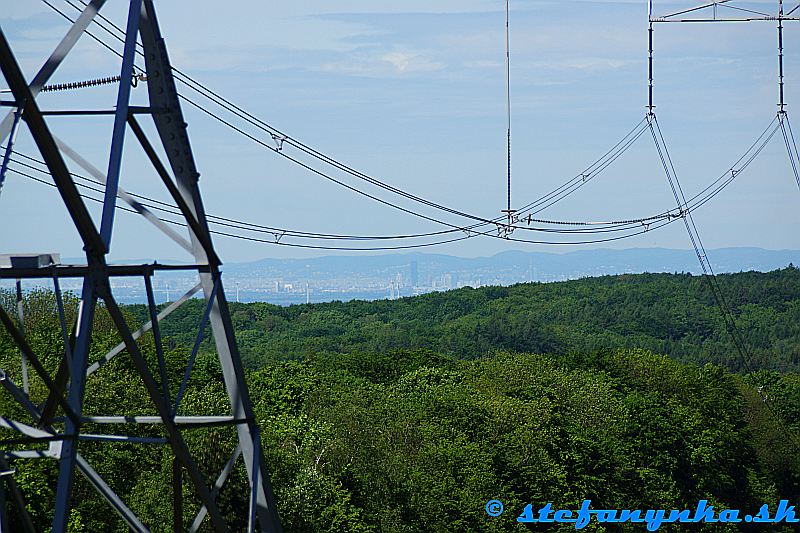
[{"left": 0, "top": 1, "right": 282, "bottom": 531}]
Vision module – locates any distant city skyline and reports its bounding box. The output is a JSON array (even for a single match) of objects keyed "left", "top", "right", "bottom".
[{"left": 4, "top": 246, "right": 796, "bottom": 306}]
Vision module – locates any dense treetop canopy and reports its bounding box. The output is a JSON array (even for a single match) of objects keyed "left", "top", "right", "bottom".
[{"left": 1, "top": 268, "right": 799, "bottom": 531}]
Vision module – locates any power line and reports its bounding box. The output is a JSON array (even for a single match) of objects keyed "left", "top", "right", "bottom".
[
  {"left": 24, "top": 0, "right": 786, "bottom": 246},
  {"left": 4, "top": 135, "right": 772, "bottom": 246},
  {"left": 58, "top": 0, "right": 769, "bottom": 252},
  {"left": 1, "top": 165, "right": 475, "bottom": 251},
  {"left": 52, "top": 0, "right": 500, "bottom": 227},
  {"left": 1, "top": 102, "right": 781, "bottom": 246},
  {"left": 18, "top": 2, "right": 681, "bottom": 240},
  {"left": 646, "top": 1, "right": 800, "bottom": 456},
  {"left": 1, "top": 154, "right": 650, "bottom": 245},
  {"left": 1, "top": 149, "right": 679, "bottom": 248},
  {"left": 51, "top": 0, "right": 652, "bottom": 235},
  {"left": 3, "top": 129, "right": 774, "bottom": 249}
]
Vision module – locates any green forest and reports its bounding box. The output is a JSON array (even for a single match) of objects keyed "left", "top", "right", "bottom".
[
  {"left": 141, "top": 268, "right": 800, "bottom": 372},
  {"left": 2, "top": 268, "right": 800, "bottom": 531}
]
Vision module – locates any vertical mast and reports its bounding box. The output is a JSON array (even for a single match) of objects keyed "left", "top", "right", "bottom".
[
  {"left": 648, "top": 0, "right": 655, "bottom": 116},
  {"left": 506, "top": 0, "right": 511, "bottom": 214},
  {"left": 779, "top": 0, "right": 787, "bottom": 114},
  {"left": 502, "top": 0, "right": 516, "bottom": 231}
]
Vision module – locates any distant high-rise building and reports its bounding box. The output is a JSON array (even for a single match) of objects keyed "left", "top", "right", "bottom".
[{"left": 410, "top": 261, "right": 419, "bottom": 287}]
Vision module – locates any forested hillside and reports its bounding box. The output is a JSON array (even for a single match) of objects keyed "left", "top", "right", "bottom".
[
  {"left": 2, "top": 270, "right": 800, "bottom": 531},
  {"left": 140, "top": 267, "right": 800, "bottom": 372}
]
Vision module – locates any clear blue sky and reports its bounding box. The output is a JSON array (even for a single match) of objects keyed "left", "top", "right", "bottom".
[{"left": 2, "top": 1, "right": 800, "bottom": 262}]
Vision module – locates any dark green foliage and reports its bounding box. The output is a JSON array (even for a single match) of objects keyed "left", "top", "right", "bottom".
[{"left": 2, "top": 270, "right": 800, "bottom": 531}]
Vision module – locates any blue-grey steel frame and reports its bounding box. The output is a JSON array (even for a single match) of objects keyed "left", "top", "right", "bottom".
[{"left": 0, "top": 1, "right": 282, "bottom": 531}]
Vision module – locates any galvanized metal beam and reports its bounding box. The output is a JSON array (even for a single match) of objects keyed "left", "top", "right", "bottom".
[
  {"left": 52, "top": 275, "right": 74, "bottom": 378},
  {"left": 144, "top": 273, "right": 171, "bottom": 404},
  {"left": 248, "top": 428, "right": 261, "bottom": 533},
  {"left": 78, "top": 434, "right": 167, "bottom": 444},
  {"left": 79, "top": 415, "right": 241, "bottom": 426},
  {"left": 0, "top": 388, "right": 147, "bottom": 530},
  {"left": 52, "top": 277, "right": 98, "bottom": 533},
  {"left": 0, "top": 1, "right": 282, "bottom": 528},
  {"left": 0, "top": 456, "right": 35, "bottom": 533},
  {"left": 0, "top": 106, "right": 21, "bottom": 198},
  {"left": 0, "top": 264, "right": 207, "bottom": 279},
  {"left": 13, "top": 281, "right": 28, "bottom": 394},
  {"left": 127, "top": 114, "right": 219, "bottom": 264},
  {"left": 172, "top": 458, "right": 182, "bottom": 533},
  {"left": 173, "top": 279, "right": 218, "bottom": 414},
  {"left": 0, "top": 418, "right": 55, "bottom": 440},
  {"left": 4, "top": 450, "right": 58, "bottom": 460},
  {"left": 75, "top": 455, "right": 149, "bottom": 532},
  {"left": 100, "top": 0, "right": 143, "bottom": 248},
  {"left": 0, "top": 371, "right": 38, "bottom": 420}
]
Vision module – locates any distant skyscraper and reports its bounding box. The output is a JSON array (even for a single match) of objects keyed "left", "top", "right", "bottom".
[{"left": 410, "top": 261, "right": 419, "bottom": 287}]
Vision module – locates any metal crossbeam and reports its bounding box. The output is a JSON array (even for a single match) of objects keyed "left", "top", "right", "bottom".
[
  {"left": 99, "top": 289, "right": 231, "bottom": 532},
  {"left": 648, "top": 1, "right": 798, "bottom": 114},
  {"left": 78, "top": 415, "right": 241, "bottom": 426},
  {"left": 652, "top": 16, "right": 800, "bottom": 22},
  {"left": 652, "top": 0, "right": 799, "bottom": 22},
  {"left": 138, "top": 1, "right": 282, "bottom": 529},
  {"left": 0, "top": 264, "right": 208, "bottom": 279},
  {"left": 1, "top": 371, "right": 147, "bottom": 530},
  {"left": 0, "top": 306, "right": 79, "bottom": 426},
  {"left": 0, "top": 30, "right": 105, "bottom": 255},
  {"left": 190, "top": 446, "right": 243, "bottom": 533}
]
